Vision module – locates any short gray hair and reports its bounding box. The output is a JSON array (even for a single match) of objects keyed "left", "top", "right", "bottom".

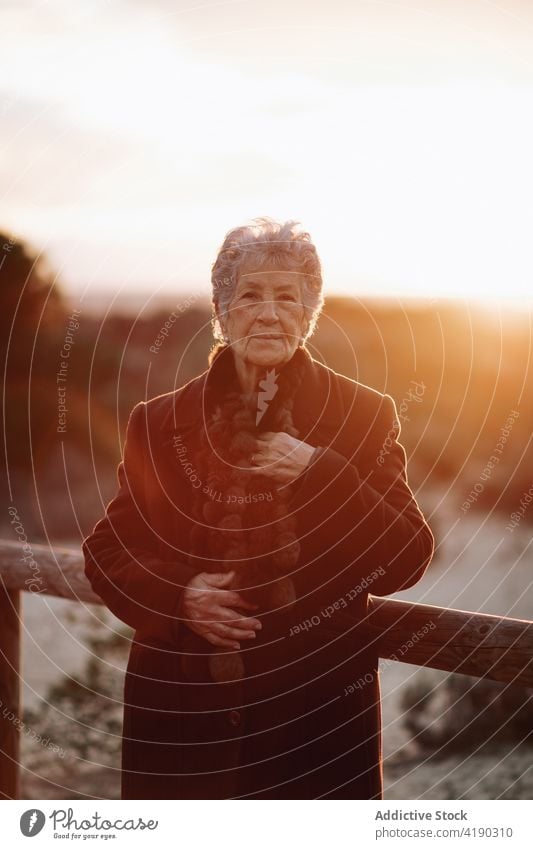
[{"left": 211, "top": 216, "right": 324, "bottom": 344}]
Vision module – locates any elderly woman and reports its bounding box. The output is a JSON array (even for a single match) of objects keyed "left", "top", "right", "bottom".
[{"left": 83, "top": 217, "right": 434, "bottom": 799}]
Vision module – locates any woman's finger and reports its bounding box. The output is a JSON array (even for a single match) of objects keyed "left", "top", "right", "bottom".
[
  {"left": 217, "top": 607, "right": 262, "bottom": 631},
  {"left": 206, "top": 633, "right": 241, "bottom": 649},
  {"left": 203, "top": 571, "right": 236, "bottom": 586},
  {"left": 256, "top": 431, "right": 276, "bottom": 443},
  {"left": 222, "top": 592, "right": 259, "bottom": 611},
  {"left": 213, "top": 621, "right": 257, "bottom": 641}
]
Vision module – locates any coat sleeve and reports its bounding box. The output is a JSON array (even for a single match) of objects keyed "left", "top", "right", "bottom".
[
  {"left": 291, "top": 394, "right": 434, "bottom": 598},
  {"left": 82, "top": 401, "right": 198, "bottom": 643}
]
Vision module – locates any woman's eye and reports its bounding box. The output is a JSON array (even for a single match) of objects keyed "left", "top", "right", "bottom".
[{"left": 280, "top": 293, "right": 297, "bottom": 301}]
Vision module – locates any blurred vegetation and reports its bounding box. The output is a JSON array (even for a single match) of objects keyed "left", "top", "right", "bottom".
[
  {"left": 21, "top": 627, "right": 130, "bottom": 799},
  {"left": 400, "top": 671, "right": 533, "bottom": 755},
  {"left": 1, "top": 229, "right": 532, "bottom": 540}
]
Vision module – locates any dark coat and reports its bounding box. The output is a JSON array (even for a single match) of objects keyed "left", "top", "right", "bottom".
[{"left": 82, "top": 346, "right": 434, "bottom": 799}]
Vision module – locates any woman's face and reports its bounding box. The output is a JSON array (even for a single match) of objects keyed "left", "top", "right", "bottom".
[{"left": 221, "top": 267, "right": 308, "bottom": 369}]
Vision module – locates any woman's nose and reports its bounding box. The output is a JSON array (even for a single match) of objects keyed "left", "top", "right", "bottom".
[{"left": 256, "top": 298, "right": 279, "bottom": 321}]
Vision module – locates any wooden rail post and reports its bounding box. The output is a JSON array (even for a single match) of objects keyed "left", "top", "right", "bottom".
[{"left": 0, "top": 580, "right": 21, "bottom": 799}]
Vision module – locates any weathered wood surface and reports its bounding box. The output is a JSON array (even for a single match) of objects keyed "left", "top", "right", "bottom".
[
  {"left": 366, "top": 596, "right": 533, "bottom": 687},
  {"left": 0, "top": 539, "right": 102, "bottom": 604}
]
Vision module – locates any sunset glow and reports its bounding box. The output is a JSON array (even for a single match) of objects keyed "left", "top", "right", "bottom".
[{"left": 2, "top": 1, "right": 533, "bottom": 304}]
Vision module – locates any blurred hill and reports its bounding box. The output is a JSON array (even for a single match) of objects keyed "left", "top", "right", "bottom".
[{"left": 1, "top": 231, "right": 531, "bottom": 541}]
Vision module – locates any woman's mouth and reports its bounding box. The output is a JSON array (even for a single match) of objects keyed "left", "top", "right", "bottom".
[{"left": 253, "top": 334, "right": 283, "bottom": 340}]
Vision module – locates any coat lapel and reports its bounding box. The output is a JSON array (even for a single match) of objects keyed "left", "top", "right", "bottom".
[{"left": 290, "top": 350, "right": 346, "bottom": 449}]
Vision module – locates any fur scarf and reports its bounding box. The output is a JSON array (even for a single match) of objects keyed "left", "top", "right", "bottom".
[{"left": 183, "top": 342, "right": 309, "bottom": 682}]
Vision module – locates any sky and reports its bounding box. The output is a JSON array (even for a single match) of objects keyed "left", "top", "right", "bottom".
[{"left": 2, "top": 0, "right": 533, "bottom": 307}]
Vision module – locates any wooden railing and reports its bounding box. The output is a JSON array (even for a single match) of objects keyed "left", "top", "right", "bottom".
[{"left": 1, "top": 538, "right": 532, "bottom": 799}]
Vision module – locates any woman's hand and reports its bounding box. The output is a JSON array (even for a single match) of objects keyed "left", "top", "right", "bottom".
[
  {"left": 251, "top": 431, "right": 316, "bottom": 485},
  {"left": 180, "top": 571, "right": 262, "bottom": 649}
]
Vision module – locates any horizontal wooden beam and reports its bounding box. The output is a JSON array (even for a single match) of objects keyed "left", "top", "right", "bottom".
[
  {"left": 366, "top": 596, "right": 533, "bottom": 687},
  {"left": 1, "top": 539, "right": 532, "bottom": 687},
  {"left": 0, "top": 539, "right": 102, "bottom": 605}
]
